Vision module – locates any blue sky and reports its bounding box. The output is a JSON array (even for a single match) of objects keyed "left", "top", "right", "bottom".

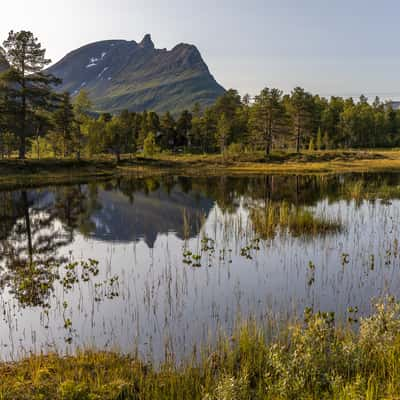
[{"left": 1, "top": 0, "right": 400, "bottom": 98}]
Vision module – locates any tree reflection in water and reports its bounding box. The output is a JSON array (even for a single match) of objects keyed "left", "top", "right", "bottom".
[
  {"left": 1, "top": 173, "right": 400, "bottom": 353},
  {"left": 0, "top": 186, "right": 100, "bottom": 309}
]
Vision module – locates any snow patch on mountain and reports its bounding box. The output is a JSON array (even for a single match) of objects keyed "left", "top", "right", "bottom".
[
  {"left": 98, "top": 67, "right": 109, "bottom": 79},
  {"left": 86, "top": 52, "right": 107, "bottom": 68}
]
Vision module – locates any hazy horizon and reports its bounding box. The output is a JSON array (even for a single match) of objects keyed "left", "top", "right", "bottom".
[{"left": 2, "top": 0, "right": 400, "bottom": 99}]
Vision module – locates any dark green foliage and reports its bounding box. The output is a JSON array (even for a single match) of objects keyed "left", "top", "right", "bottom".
[
  {"left": 0, "top": 30, "right": 60, "bottom": 158},
  {"left": 287, "top": 87, "right": 314, "bottom": 152},
  {"left": 249, "top": 88, "right": 288, "bottom": 155},
  {"left": 52, "top": 92, "right": 74, "bottom": 156},
  {"left": 2, "top": 31, "right": 400, "bottom": 160}
]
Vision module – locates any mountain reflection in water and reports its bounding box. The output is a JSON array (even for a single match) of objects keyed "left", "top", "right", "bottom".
[{"left": 1, "top": 173, "right": 400, "bottom": 361}]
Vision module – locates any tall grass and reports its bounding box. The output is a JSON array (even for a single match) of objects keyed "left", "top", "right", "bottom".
[
  {"left": 1, "top": 297, "right": 400, "bottom": 399},
  {"left": 250, "top": 200, "right": 342, "bottom": 239},
  {"left": 344, "top": 180, "right": 400, "bottom": 202}
]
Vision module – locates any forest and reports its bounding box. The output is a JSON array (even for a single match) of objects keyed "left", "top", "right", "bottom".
[{"left": 2, "top": 30, "right": 400, "bottom": 162}]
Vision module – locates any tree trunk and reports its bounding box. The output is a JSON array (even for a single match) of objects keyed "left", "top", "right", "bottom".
[
  {"left": 22, "top": 190, "right": 33, "bottom": 264},
  {"left": 20, "top": 66, "right": 27, "bottom": 159},
  {"left": 265, "top": 131, "right": 271, "bottom": 156},
  {"left": 296, "top": 127, "right": 301, "bottom": 153},
  {"left": 19, "top": 131, "right": 26, "bottom": 159},
  {"left": 266, "top": 121, "right": 272, "bottom": 156},
  {"left": 266, "top": 140, "right": 271, "bottom": 156},
  {"left": 36, "top": 135, "right": 40, "bottom": 160}
]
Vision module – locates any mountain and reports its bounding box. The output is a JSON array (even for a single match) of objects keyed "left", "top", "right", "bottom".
[
  {"left": 92, "top": 185, "right": 214, "bottom": 248},
  {"left": 46, "top": 34, "right": 225, "bottom": 114},
  {"left": 0, "top": 48, "right": 8, "bottom": 73}
]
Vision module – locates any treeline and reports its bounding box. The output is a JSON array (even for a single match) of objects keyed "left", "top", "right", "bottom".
[{"left": 1, "top": 30, "right": 400, "bottom": 161}]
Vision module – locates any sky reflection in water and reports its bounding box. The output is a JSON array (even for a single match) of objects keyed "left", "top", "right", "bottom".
[{"left": 1, "top": 174, "right": 400, "bottom": 361}]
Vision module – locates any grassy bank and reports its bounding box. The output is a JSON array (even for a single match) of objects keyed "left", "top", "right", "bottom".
[
  {"left": 1, "top": 297, "right": 400, "bottom": 399},
  {"left": 3, "top": 150, "right": 400, "bottom": 189},
  {"left": 0, "top": 158, "right": 119, "bottom": 189},
  {"left": 137, "top": 149, "right": 400, "bottom": 175}
]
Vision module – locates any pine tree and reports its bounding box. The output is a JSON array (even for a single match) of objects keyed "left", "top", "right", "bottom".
[
  {"left": 287, "top": 87, "right": 314, "bottom": 153},
  {"left": 137, "top": 111, "right": 148, "bottom": 149},
  {"left": 52, "top": 92, "right": 74, "bottom": 157},
  {"left": 323, "top": 130, "right": 330, "bottom": 150},
  {"left": 118, "top": 110, "right": 136, "bottom": 154},
  {"left": 249, "top": 87, "right": 287, "bottom": 156},
  {"left": 72, "top": 90, "right": 91, "bottom": 160},
  {"left": 308, "top": 137, "right": 315, "bottom": 151},
  {"left": 176, "top": 110, "right": 192, "bottom": 148},
  {"left": 316, "top": 128, "right": 322, "bottom": 150},
  {"left": 105, "top": 117, "right": 124, "bottom": 162},
  {"left": 1, "top": 30, "right": 60, "bottom": 159},
  {"left": 160, "top": 112, "right": 176, "bottom": 150},
  {"left": 216, "top": 113, "right": 231, "bottom": 154},
  {"left": 143, "top": 132, "right": 157, "bottom": 157}
]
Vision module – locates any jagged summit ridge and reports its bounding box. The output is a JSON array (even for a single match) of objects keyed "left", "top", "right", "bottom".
[
  {"left": 46, "top": 34, "right": 225, "bottom": 114},
  {"left": 139, "top": 34, "right": 154, "bottom": 49},
  {"left": 0, "top": 47, "right": 9, "bottom": 72}
]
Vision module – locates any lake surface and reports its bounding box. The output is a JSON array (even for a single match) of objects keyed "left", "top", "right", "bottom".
[{"left": 1, "top": 173, "right": 400, "bottom": 361}]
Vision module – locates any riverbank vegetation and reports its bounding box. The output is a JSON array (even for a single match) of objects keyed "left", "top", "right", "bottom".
[
  {"left": 2, "top": 31, "right": 400, "bottom": 164},
  {"left": 0, "top": 174, "right": 400, "bottom": 400},
  {"left": 1, "top": 297, "right": 400, "bottom": 399},
  {"left": 4, "top": 150, "right": 400, "bottom": 190}
]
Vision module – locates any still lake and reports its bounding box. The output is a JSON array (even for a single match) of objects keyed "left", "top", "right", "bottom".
[{"left": 1, "top": 173, "right": 400, "bottom": 361}]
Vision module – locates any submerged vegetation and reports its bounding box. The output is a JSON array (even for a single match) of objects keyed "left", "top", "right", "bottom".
[{"left": 1, "top": 297, "right": 400, "bottom": 399}]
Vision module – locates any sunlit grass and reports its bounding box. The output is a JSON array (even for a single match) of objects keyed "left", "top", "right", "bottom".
[
  {"left": 3, "top": 172, "right": 400, "bottom": 398},
  {"left": 250, "top": 200, "right": 342, "bottom": 239},
  {"left": 1, "top": 297, "right": 400, "bottom": 399},
  {"left": 344, "top": 180, "right": 400, "bottom": 202},
  {"left": 4, "top": 150, "right": 400, "bottom": 189}
]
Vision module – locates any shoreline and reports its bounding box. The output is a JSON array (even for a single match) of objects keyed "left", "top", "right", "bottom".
[
  {"left": 2, "top": 150, "right": 400, "bottom": 189},
  {"left": 1, "top": 300, "right": 399, "bottom": 399}
]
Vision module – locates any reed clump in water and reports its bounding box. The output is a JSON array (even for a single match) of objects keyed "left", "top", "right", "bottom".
[
  {"left": 250, "top": 200, "right": 342, "bottom": 239},
  {"left": 1, "top": 297, "right": 400, "bottom": 399},
  {"left": 344, "top": 180, "right": 400, "bottom": 202}
]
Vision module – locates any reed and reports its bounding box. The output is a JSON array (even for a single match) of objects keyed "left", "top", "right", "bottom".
[
  {"left": 1, "top": 297, "right": 400, "bottom": 399},
  {"left": 250, "top": 200, "right": 342, "bottom": 239}
]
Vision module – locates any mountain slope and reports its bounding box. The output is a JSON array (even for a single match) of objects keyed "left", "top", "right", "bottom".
[
  {"left": 47, "top": 35, "right": 225, "bottom": 114},
  {"left": 0, "top": 48, "right": 8, "bottom": 73}
]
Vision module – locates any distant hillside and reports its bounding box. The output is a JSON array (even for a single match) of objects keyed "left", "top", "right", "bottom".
[{"left": 46, "top": 34, "right": 225, "bottom": 114}]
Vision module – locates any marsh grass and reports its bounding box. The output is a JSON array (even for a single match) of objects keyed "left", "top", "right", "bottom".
[
  {"left": 4, "top": 150, "right": 400, "bottom": 190},
  {"left": 344, "top": 180, "right": 400, "bottom": 202},
  {"left": 250, "top": 200, "right": 342, "bottom": 239},
  {"left": 1, "top": 297, "right": 400, "bottom": 399},
  {"left": 3, "top": 174, "right": 400, "bottom": 399}
]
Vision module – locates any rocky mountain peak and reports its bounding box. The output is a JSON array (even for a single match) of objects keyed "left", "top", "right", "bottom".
[
  {"left": 0, "top": 47, "right": 9, "bottom": 72},
  {"left": 46, "top": 34, "right": 225, "bottom": 114},
  {"left": 139, "top": 34, "right": 155, "bottom": 50}
]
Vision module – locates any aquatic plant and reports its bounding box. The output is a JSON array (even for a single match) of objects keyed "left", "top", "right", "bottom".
[{"left": 250, "top": 200, "right": 342, "bottom": 239}]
